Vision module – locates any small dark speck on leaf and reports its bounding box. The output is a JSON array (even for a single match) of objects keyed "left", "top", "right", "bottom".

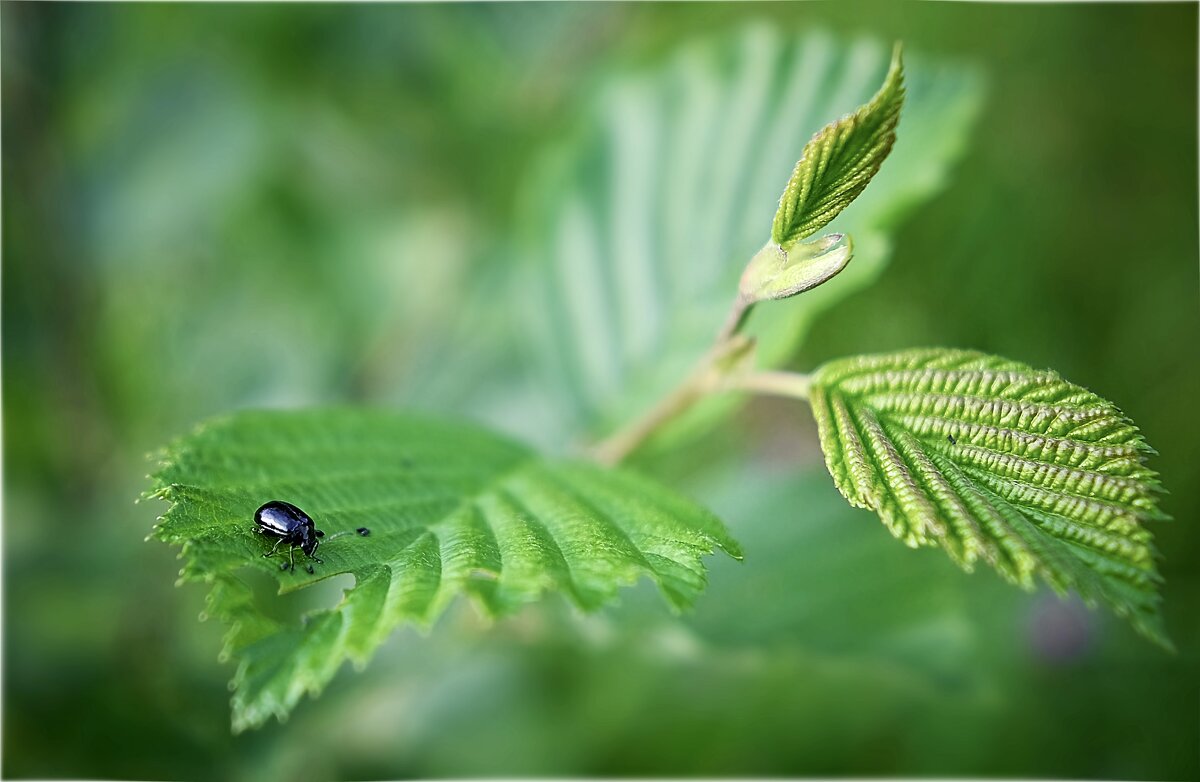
[
  {"left": 947, "top": 434, "right": 957, "bottom": 445},
  {"left": 356, "top": 527, "right": 371, "bottom": 537},
  {"left": 305, "top": 564, "right": 315, "bottom": 574}
]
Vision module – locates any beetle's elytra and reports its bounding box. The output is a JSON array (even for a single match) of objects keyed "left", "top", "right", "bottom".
[{"left": 254, "top": 500, "right": 325, "bottom": 571}]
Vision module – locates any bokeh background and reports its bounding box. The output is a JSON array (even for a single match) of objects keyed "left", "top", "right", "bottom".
[{"left": 4, "top": 2, "right": 1198, "bottom": 779}]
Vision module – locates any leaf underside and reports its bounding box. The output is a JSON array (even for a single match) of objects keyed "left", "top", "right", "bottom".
[
  {"left": 771, "top": 43, "right": 905, "bottom": 247},
  {"left": 808, "top": 349, "right": 1170, "bottom": 646},
  {"left": 149, "top": 409, "right": 741, "bottom": 731}
]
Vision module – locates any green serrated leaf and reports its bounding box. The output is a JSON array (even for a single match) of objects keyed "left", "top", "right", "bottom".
[
  {"left": 149, "top": 409, "right": 741, "bottom": 731},
  {"left": 771, "top": 43, "right": 905, "bottom": 248},
  {"left": 807, "top": 348, "right": 1170, "bottom": 647}
]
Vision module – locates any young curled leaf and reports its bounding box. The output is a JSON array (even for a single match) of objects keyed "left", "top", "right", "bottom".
[
  {"left": 808, "top": 348, "right": 1170, "bottom": 647},
  {"left": 739, "top": 233, "right": 853, "bottom": 304},
  {"left": 148, "top": 409, "right": 741, "bottom": 731},
  {"left": 771, "top": 44, "right": 905, "bottom": 248}
]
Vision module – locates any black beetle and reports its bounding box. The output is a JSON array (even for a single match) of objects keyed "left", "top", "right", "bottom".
[{"left": 254, "top": 500, "right": 325, "bottom": 571}]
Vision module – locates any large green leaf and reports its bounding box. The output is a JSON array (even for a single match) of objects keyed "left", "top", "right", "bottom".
[
  {"left": 808, "top": 348, "right": 1169, "bottom": 645},
  {"left": 149, "top": 409, "right": 740, "bottom": 730},
  {"left": 516, "top": 27, "right": 982, "bottom": 448}
]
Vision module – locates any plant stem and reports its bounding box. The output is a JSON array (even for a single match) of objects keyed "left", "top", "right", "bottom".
[
  {"left": 592, "top": 293, "right": 756, "bottom": 466},
  {"left": 591, "top": 333, "right": 751, "bottom": 466},
  {"left": 590, "top": 249, "right": 812, "bottom": 464},
  {"left": 589, "top": 352, "right": 718, "bottom": 467},
  {"left": 715, "top": 294, "right": 751, "bottom": 344},
  {"left": 720, "top": 370, "right": 811, "bottom": 400}
]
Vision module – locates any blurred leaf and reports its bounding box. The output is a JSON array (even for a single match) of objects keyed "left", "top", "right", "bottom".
[
  {"left": 771, "top": 44, "right": 904, "bottom": 247},
  {"left": 149, "top": 409, "right": 740, "bottom": 730},
  {"left": 517, "top": 27, "right": 982, "bottom": 449},
  {"left": 261, "top": 594, "right": 969, "bottom": 778},
  {"left": 808, "top": 348, "right": 1169, "bottom": 645},
  {"left": 691, "top": 467, "right": 979, "bottom": 669}
]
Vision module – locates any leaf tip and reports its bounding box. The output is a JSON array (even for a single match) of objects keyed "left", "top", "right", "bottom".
[
  {"left": 889, "top": 41, "right": 904, "bottom": 81},
  {"left": 721, "top": 539, "right": 746, "bottom": 562}
]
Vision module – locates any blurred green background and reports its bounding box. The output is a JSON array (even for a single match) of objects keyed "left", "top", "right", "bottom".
[{"left": 4, "top": 2, "right": 1197, "bottom": 779}]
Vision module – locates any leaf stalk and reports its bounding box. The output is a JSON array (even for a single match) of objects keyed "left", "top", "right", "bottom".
[
  {"left": 720, "top": 370, "right": 811, "bottom": 400},
  {"left": 591, "top": 328, "right": 754, "bottom": 466}
]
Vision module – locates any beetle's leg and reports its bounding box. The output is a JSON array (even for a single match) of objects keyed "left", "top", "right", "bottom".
[
  {"left": 288, "top": 545, "right": 296, "bottom": 571},
  {"left": 311, "top": 537, "right": 323, "bottom": 563},
  {"left": 263, "top": 537, "right": 285, "bottom": 558}
]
